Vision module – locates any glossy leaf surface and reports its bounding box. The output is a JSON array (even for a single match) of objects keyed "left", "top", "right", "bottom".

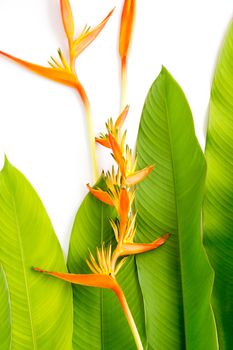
[
  {"left": 67, "top": 180, "right": 146, "bottom": 349},
  {"left": 135, "top": 67, "right": 218, "bottom": 350},
  {"left": 0, "top": 158, "right": 73, "bottom": 349},
  {"left": 204, "top": 19, "right": 233, "bottom": 349}
]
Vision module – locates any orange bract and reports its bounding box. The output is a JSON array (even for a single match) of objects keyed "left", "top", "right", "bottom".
[
  {"left": 126, "top": 165, "right": 155, "bottom": 185},
  {"left": 115, "top": 105, "right": 129, "bottom": 130},
  {"left": 87, "top": 184, "right": 114, "bottom": 206},
  {"left": 95, "top": 137, "right": 111, "bottom": 148},
  {"left": 60, "top": 0, "right": 74, "bottom": 44},
  {"left": 71, "top": 9, "right": 115, "bottom": 59},
  {"left": 119, "top": 0, "right": 136, "bottom": 61},
  {"left": 121, "top": 234, "right": 170, "bottom": 256},
  {"left": 109, "top": 134, "right": 126, "bottom": 176},
  {"left": 0, "top": 50, "right": 77, "bottom": 87},
  {"left": 34, "top": 268, "right": 117, "bottom": 290}
]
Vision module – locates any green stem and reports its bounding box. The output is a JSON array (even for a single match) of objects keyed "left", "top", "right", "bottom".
[{"left": 113, "top": 281, "right": 144, "bottom": 350}]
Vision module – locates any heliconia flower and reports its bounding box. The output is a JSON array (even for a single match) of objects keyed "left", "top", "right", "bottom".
[
  {"left": 60, "top": 0, "right": 74, "bottom": 44},
  {"left": 119, "top": 0, "right": 136, "bottom": 64},
  {"left": 87, "top": 184, "right": 114, "bottom": 206},
  {"left": 109, "top": 133, "right": 126, "bottom": 176},
  {"left": 0, "top": 50, "right": 77, "bottom": 88},
  {"left": 126, "top": 164, "right": 155, "bottom": 185},
  {"left": 70, "top": 9, "right": 115, "bottom": 60},
  {"left": 0, "top": 8, "right": 114, "bottom": 90}
]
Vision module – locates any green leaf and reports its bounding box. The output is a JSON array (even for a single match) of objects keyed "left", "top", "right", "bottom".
[
  {"left": 0, "top": 158, "right": 73, "bottom": 349},
  {"left": 67, "top": 180, "right": 146, "bottom": 349},
  {"left": 0, "top": 264, "right": 11, "bottom": 349},
  {"left": 135, "top": 67, "right": 218, "bottom": 350},
  {"left": 204, "top": 20, "right": 233, "bottom": 349}
]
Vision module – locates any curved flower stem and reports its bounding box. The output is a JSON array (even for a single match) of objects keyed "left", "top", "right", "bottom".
[
  {"left": 113, "top": 281, "right": 144, "bottom": 350},
  {"left": 34, "top": 268, "right": 144, "bottom": 350},
  {"left": 121, "top": 56, "right": 127, "bottom": 110},
  {"left": 75, "top": 80, "right": 98, "bottom": 182}
]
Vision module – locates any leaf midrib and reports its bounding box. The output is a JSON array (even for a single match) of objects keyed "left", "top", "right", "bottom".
[
  {"left": 10, "top": 186, "right": 37, "bottom": 349},
  {"left": 162, "top": 76, "right": 187, "bottom": 348}
]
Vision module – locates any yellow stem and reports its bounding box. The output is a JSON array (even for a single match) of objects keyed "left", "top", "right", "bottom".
[
  {"left": 113, "top": 281, "right": 144, "bottom": 350},
  {"left": 75, "top": 80, "right": 98, "bottom": 182},
  {"left": 70, "top": 55, "right": 98, "bottom": 182},
  {"left": 121, "top": 56, "right": 127, "bottom": 110}
]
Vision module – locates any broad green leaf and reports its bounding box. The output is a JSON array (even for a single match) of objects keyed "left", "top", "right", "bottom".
[
  {"left": 0, "top": 264, "right": 11, "bottom": 349},
  {"left": 0, "top": 158, "right": 73, "bottom": 349},
  {"left": 135, "top": 67, "right": 218, "bottom": 350},
  {"left": 67, "top": 181, "right": 146, "bottom": 349},
  {"left": 204, "top": 19, "right": 233, "bottom": 349}
]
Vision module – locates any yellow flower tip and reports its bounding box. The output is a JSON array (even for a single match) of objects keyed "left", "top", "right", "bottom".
[
  {"left": 71, "top": 7, "right": 115, "bottom": 60},
  {"left": 87, "top": 184, "right": 115, "bottom": 206},
  {"left": 119, "top": 0, "right": 136, "bottom": 60},
  {"left": 115, "top": 105, "right": 130, "bottom": 130},
  {"left": 60, "top": 0, "right": 75, "bottom": 43}
]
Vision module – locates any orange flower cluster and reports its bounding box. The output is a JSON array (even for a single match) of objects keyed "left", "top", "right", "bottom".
[
  {"left": 23, "top": 1, "right": 170, "bottom": 349},
  {"left": 87, "top": 106, "right": 169, "bottom": 277}
]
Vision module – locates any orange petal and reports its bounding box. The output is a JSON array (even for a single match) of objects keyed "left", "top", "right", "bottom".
[
  {"left": 71, "top": 8, "right": 115, "bottom": 59},
  {"left": 95, "top": 137, "right": 111, "bottom": 149},
  {"left": 119, "top": 188, "right": 130, "bottom": 237},
  {"left": 0, "top": 50, "right": 77, "bottom": 87},
  {"left": 108, "top": 133, "right": 125, "bottom": 176},
  {"left": 34, "top": 268, "right": 117, "bottom": 289},
  {"left": 121, "top": 234, "right": 170, "bottom": 255},
  {"left": 60, "top": 0, "right": 74, "bottom": 43},
  {"left": 119, "top": 0, "right": 136, "bottom": 60},
  {"left": 87, "top": 184, "right": 114, "bottom": 206},
  {"left": 126, "top": 165, "right": 155, "bottom": 186},
  {"left": 115, "top": 105, "right": 129, "bottom": 130}
]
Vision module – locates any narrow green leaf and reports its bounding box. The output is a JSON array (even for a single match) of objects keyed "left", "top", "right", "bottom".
[
  {"left": 0, "top": 158, "right": 73, "bottom": 349},
  {"left": 135, "top": 67, "right": 218, "bottom": 350},
  {"left": 67, "top": 181, "right": 146, "bottom": 349},
  {"left": 0, "top": 264, "right": 11, "bottom": 349},
  {"left": 204, "top": 19, "right": 233, "bottom": 349}
]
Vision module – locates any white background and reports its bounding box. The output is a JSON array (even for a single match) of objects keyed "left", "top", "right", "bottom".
[{"left": 0, "top": 0, "right": 232, "bottom": 255}]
